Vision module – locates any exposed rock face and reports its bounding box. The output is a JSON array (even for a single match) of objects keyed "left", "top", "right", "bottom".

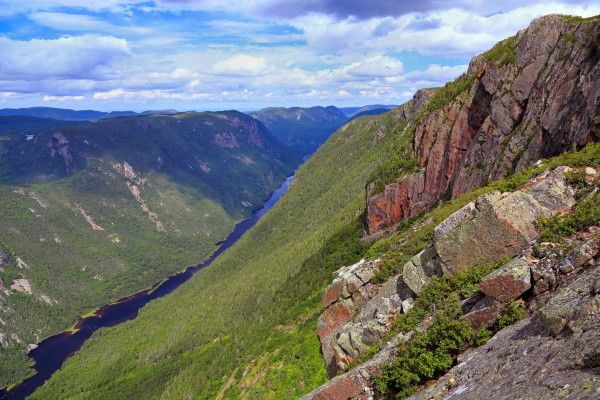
[
  {"left": 0, "top": 250, "right": 9, "bottom": 268},
  {"left": 318, "top": 166, "right": 579, "bottom": 378},
  {"left": 367, "top": 15, "right": 600, "bottom": 234},
  {"left": 434, "top": 166, "right": 575, "bottom": 272}
]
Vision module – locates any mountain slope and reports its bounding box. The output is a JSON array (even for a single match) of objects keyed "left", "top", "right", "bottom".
[
  {"left": 27, "top": 14, "right": 600, "bottom": 400},
  {"left": 0, "top": 111, "right": 298, "bottom": 387},
  {"left": 367, "top": 14, "right": 600, "bottom": 234},
  {"left": 250, "top": 106, "right": 348, "bottom": 156},
  {"left": 340, "top": 105, "right": 396, "bottom": 118}
]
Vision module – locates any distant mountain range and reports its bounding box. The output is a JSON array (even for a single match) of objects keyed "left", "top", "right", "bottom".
[
  {"left": 339, "top": 104, "right": 397, "bottom": 118},
  {"left": 250, "top": 106, "right": 349, "bottom": 156},
  {"left": 0, "top": 107, "right": 184, "bottom": 122}
]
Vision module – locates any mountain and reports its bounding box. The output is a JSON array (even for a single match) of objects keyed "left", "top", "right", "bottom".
[
  {"left": 0, "top": 107, "right": 137, "bottom": 121},
  {"left": 340, "top": 104, "right": 397, "bottom": 118},
  {"left": 16, "top": 14, "right": 600, "bottom": 400},
  {"left": 0, "top": 111, "right": 299, "bottom": 387},
  {"left": 348, "top": 107, "right": 391, "bottom": 121},
  {"left": 250, "top": 106, "right": 348, "bottom": 156},
  {"left": 0, "top": 115, "right": 84, "bottom": 135}
]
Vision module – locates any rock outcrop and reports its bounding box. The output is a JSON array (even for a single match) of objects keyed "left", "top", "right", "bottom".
[
  {"left": 307, "top": 226, "right": 599, "bottom": 400},
  {"left": 308, "top": 164, "right": 598, "bottom": 399},
  {"left": 367, "top": 15, "right": 600, "bottom": 234},
  {"left": 406, "top": 249, "right": 600, "bottom": 400},
  {"left": 317, "top": 165, "right": 581, "bottom": 377}
]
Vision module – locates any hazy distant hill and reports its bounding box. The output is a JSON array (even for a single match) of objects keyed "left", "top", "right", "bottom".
[
  {"left": 0, "top": 107, "right": 137, "bottom": 121},
  {"left": 339, "top": 104, "right": 397, "bottom": 118},
  {"left": 250, "top": 106, "right": 348, "bottom": 155}
]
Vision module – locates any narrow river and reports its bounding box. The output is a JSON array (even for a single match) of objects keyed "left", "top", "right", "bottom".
[{"left": 0, "top": 174, "right": 295, "bottom": 400}]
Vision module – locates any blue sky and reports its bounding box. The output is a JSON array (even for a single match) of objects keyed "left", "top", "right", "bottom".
[{"left": 0, "top": 0, "right": 598, "bottom": 111}]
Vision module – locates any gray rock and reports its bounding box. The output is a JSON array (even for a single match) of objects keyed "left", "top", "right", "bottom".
[
  {"left": 401, "top": 246, "right": 442, "bottom": 294},
  {"left": 538, "top": 266, "right": 600, "bottom": 336},
  {"left": 434, "top": 167, "right": 575, "bottom": 273}
]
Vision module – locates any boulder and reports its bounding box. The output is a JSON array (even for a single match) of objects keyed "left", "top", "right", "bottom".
[
  {"left": 480, "top": 257, "right": 532, "bottom": 302},
  {"left": 433, "top": 167, "right": 575, "bottom": 273},
  {"left": 462, "top": 296, "right": 504, "bottom": 330}
]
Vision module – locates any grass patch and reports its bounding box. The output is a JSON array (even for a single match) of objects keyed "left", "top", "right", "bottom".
[
  {"left": 415, "top": 73, "right": 476, "bottom": 122},
  {"left": 538, "top": 193, "right": 600, "bottom": 242},
  {"left": 483, "top": 36, "right": 517, "bottom": 67},
  {"left": 560, "top": 14, "right": 600, "bottom": 23}
]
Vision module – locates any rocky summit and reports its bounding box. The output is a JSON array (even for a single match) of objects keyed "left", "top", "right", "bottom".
[{"left": 367, "top": 15, "right": 600, "bottom": 235}]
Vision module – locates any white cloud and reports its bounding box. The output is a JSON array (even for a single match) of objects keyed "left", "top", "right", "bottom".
[
  {"left": 212, "top": 54, "right": 268, "bottom": 76},
  {"left": 0, "top": 35, "right": 130, "bottom": 80},
  {"left": 43, "top": 95, "right": 84, "bottom": 101}
]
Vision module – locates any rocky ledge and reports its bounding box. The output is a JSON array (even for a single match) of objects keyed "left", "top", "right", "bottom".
[{"left": 305, "top": 165, "right": 599, "bottom": 399}]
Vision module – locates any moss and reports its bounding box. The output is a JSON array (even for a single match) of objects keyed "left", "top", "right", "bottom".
[
  {"left": 482, "top": 36, "right": 517, "bottom": 67},
  {"left": 562, "top": 31, "right": 577, "bottom": 43}
]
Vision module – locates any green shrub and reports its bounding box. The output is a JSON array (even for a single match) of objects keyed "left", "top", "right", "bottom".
[
  {"left": 482, "top": 36, "right": 517, "bottom": 67},
  {"left": 415, "top": 73, "right": 476, "bottom": 122},
  {"left": 498, "top": 301, "right": 526, "bottom": 328},
  {"left": 538, "top": 194, "right": 600, "bottom": 242}
]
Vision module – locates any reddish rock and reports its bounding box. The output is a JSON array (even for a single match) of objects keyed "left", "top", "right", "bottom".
[
  {"left": 480, "top": 258, "right": 532, "bottom": 302},
  {"left": 309, "top": 375, "right": 367, "bottom": 400},
  {"left": 366, "top": 15, "right": 600, "bottom": 235},
  {"left": 323, "top": 281, "right": 343, "bottom": 307},
  {"left": 463, "top": 296, "right": 504, "bottom": 330},
  {"left": 317, "top": 302, "right": 354, "bottom": 340}
]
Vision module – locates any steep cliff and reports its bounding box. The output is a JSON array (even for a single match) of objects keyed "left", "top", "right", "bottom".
[{"left": 367, "top": 14, "right": 600, "bottom": 235}]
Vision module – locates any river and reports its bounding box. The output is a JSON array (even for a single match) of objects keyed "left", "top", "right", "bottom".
[{"left": 0, "top": 173, "right": 295, "bottom": 400}]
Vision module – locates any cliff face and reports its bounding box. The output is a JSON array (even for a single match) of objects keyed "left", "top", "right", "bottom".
[{"left": 367, "top": 15, "right": 600, "bottom": 235}]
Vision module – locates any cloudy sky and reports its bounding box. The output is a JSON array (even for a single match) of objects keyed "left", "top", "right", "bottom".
[{"left": 0, "top": 1, "right": 598, "bottom": 111}]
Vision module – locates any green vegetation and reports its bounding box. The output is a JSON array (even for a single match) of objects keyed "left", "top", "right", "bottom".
[
  {"left": 538, "top": 193, "right": 600, "bottom": 242},
  {"left": 251, "top": 106, "right": 348, "bottom": 156},
  {"left": 415, "top": 73, "right": 476, "bottom": 122},
  {"left": 562, "top": 31, "right": 577, "bottom": 43},
  {"left": 482, "top": 35, "right": 517, "bottom": 67},
  {"left": 367, "top": 114, "right": 418, "bottom": 195},
  {"left": 560, "top": 14, "right": 600, "bottom": 23},
  {"left": 499, "top": 301, "right": 526, "bottom": 328},
  {"left": 0, "top": 111, "right": 297, "bottom": 389},
  {"left": 29, "top": 108, "right": 411, "bottom": 399},
  {"left": 375, "top": 264, "right": 500, "bottom": 399}
]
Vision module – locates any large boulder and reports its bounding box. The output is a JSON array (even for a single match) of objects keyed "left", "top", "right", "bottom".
[{"left": 433, "top": 167, "right": 575, "bottom": 273}]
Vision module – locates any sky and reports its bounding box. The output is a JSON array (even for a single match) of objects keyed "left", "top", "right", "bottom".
[{"left": 0, "top": 1, "right": 598, "bottom": 112}]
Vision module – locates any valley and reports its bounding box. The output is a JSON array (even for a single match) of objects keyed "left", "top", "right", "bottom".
[{"left": 0, "top": 5, "right": 599, "bottom": 400}]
